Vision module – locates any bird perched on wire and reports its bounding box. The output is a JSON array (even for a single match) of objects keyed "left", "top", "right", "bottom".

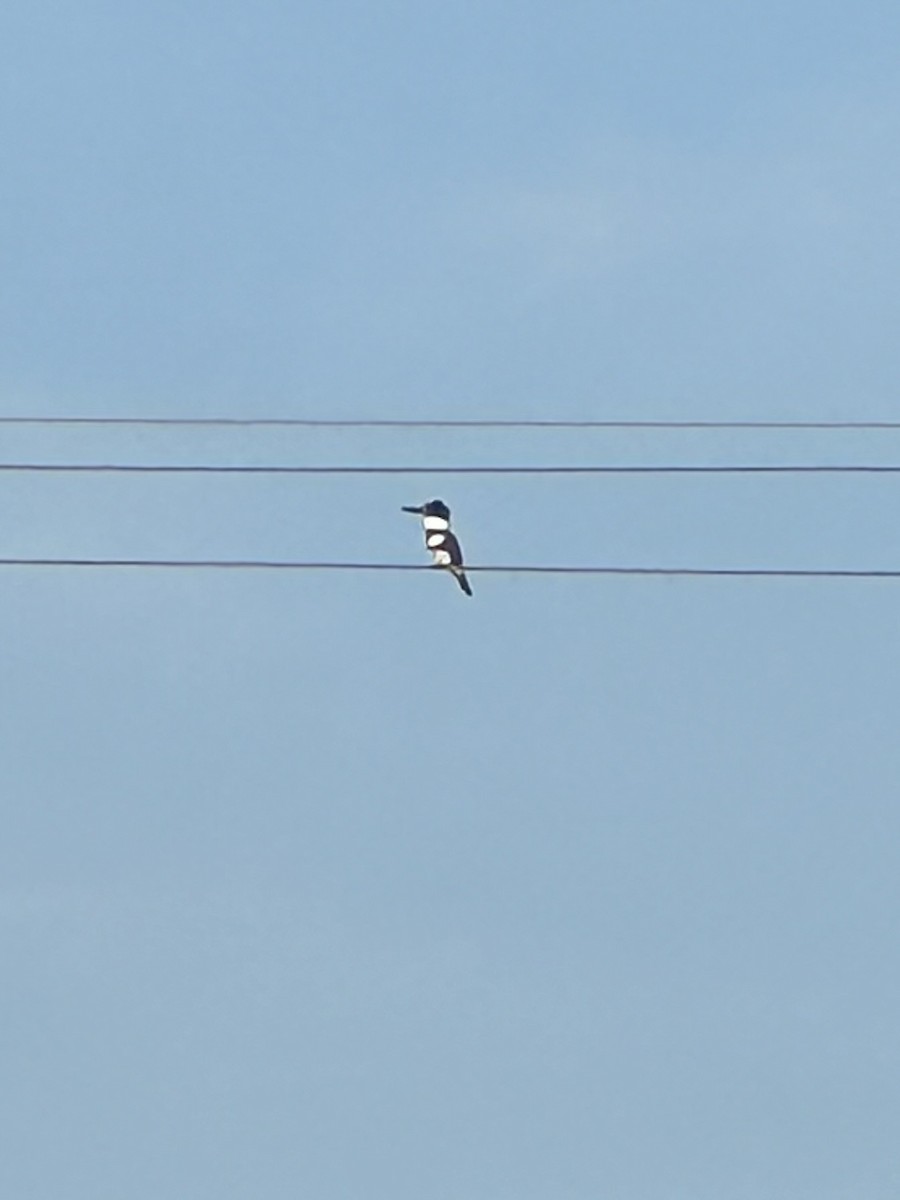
[{"left": 401, "top": 499, "right": 473, "bottom": 596}]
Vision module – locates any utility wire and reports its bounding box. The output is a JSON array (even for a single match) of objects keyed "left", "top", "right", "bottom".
[
  {"left": 4, "top": 462, "right": 900, "bottom": 475},
  {"left": 1, "top": 558, "right": 899, "bottom": 578},
  {"left": 2, "top": 416, "right": 900, "bottom": 430}
]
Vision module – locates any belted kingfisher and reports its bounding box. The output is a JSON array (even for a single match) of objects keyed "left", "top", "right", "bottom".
[{"left": 401, "top": 499, "right": 473, "bottom": 596}]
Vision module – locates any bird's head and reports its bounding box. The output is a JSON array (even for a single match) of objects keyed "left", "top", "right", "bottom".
[{"left": 401, "top": 499, "right": 451, "bottom": 520}]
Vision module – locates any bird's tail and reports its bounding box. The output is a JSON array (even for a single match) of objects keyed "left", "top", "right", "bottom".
[{"left": 453, "top": 567, "right": 473, "bottom": 597}]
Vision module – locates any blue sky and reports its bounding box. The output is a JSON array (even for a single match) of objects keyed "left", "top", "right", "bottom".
[{"left": 3, "top": 4, "right": 900, "bottom": 1198}]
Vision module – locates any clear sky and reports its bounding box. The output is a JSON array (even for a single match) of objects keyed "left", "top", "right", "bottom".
[{"left": 3, "top": 3, "right": 900, "bottom": 1198}]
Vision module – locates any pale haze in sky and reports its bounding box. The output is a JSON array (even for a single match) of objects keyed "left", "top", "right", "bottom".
[{"left": 2, "top": 3, "right": 900, "bottom": 1198}]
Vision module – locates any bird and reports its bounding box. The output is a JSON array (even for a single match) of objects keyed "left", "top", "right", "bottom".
[{"left": 401, "top": 499, "right": 473, "bottom": 596}]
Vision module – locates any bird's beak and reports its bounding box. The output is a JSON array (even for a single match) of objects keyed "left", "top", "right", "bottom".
[{"left": 401, "top": 505, "right": 424, "bottom": 514}]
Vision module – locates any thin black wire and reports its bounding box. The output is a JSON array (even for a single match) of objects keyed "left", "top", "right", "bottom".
[
  {"left": 1, "top": 558, "right": 899, "bottom": 578},
  {"left": 4, "top": 462, "right": 900, "bottom": 475},
  {"left": 2, "top": 416, "right": 900, "bottom": 429}
]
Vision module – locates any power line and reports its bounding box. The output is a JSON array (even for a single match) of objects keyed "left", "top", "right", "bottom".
[
  {"left": 1, "top": 558, "right": 899, "bottom": 578},
  {"left": 2, "top": 416, "right": 900, "bottom": 430},
  {"left": 4, "top": 462, "right": 900, "bottom": 475}
]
